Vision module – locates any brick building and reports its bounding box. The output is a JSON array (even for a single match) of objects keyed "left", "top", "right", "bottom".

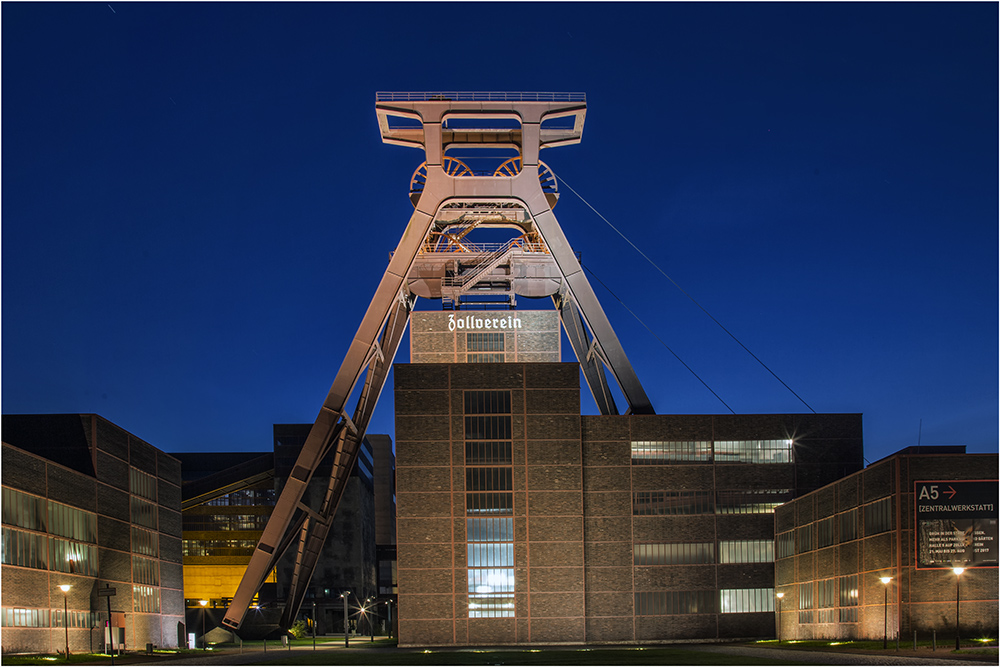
[
  {"left": 774, "top": 447, "right": 998, "bottom": 643},
  {"left": 393, "top": 362, "right": 864, "bottom": 646},
  {"left": 1, "top": 414, "right": 185, "bottom": 654}
]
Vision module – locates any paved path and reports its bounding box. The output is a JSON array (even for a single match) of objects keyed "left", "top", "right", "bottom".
[{"left": 689, "top": 644, "right": 990, "bottom": 665}]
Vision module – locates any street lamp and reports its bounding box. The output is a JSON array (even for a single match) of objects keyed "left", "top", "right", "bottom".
[
  {"left": 775, "top": 592, "right": 784, "bottom": 643},
  {"left": 385, "top": 599, "right": 393, "bottom": 639},
  {"left": 953, "top": 568, "right": 964, "bottom": 651},
  {"left": 366, "top": 598, "right": 374, "bottom": 642},
  {"left": 199, "top": 600, "right": 208, "bottom": 651},
  {"left": 340, "top": 592, "right": 350, "bottom": 648},
  {"left": 311, "top": 600, "right": 317, "bottom": 651},
  {"left": 879, "top": 577, "right": 892, "bottom": 649},
  {"left": 59, "top": 585, "right": 71, "bottom": 659}
]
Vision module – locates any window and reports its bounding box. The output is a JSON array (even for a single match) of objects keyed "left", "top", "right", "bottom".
[
  {"left": 132, "top": 527, "right": 159, "bottom": 557},
  {"left": 2, "top": 488, "right": 47, "bottom": 531},
  {"left": 48, "top": 502, "right": 97, "bottom": 543},
  {"left": 716, "top": 489, "right": 791, "bottom": 514},
  {"left": 633, "top": 491, "right": 712, "bottom": 516},
  {"left": 864, "top": 497, "right": 893, "bottom": 535},
  {"left": 2, "top": 527, "right": 47, "bottom": 570},
  {"left": 49, "top": 539, "right": 98, "bottom": 576},
  {"left": 131, "top": 497, "right": 157, "bottom": 529},
  {"left": 133, "top": 556, "right": 159, "bottom": 585},
  {"left": 816, "top": 516, "right": 836, "bottom": 549},
  {"left": 798, "top": 582, "right": 814, "bottom": 624},
  {"left": 467, "top": 333, "right": 504, "bottom": 362},
  {"left": 838, "top": 575, "right": 859, "bottom": 608},
  {"left": 777, "top": 531, "right": 795, "bottom": 559},
  {"left": 797, "top": 525, "right": 813, "bottom": 553},
  {"left": 133, "top": 585, "right": 160, "bottom": 613},
  {"left": 52, "top": 610, "right": 99, "bottom": 629},
  {"left": 634, "top": 543, "right": 714, "bottom": 565},
  {"left": 205, "top": 488, "right": 276, "bottom": 506},
  {"left": 465, "top": 391, "right": 514, "bottom": 619},
  {"left": 466, "top": 441, "right": 512, "bottom": 465},
  {"left": 839, "top": 509, "right": 858, "bottom": 542},
  {"left": 184, "top": 514, "right": 271, "bottom": 531},
  {"left": 631, "top": 441, "right": 711, "bottom": 464},
  {"left": 635, "top": 591, "right": 715, "bottom": 615},
  {"left": 719, "top": 540, "right": 774, "bottom": 564},
  {"left": 182, "top": 539, "right": 257, "bottom": 557},
  {"left": 720, "top": 588, "right": 774, "bottom": 613},
  {"left": 129, "top": 468, "right": 157, "bottom": 501},
  {"left": 817, "top": 578, "right": 836, "bottom": 609},
  {"left": 714, "top": 439, "right": 792, "bottom": 464},
  {"left": 1, "top": 608, "right": 51, "bottom": 627}
]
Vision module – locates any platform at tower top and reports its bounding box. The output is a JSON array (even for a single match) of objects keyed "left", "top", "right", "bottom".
[{"left": 376, "top": 91, "right": 585, "bottom": 103}]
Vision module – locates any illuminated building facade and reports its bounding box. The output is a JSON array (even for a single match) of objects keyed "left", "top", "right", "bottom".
[
  {"left": 775, "top": 447, "right": 998, "bottom": 643},
  {"left": 393, "top": 362, "right": 864, "bottom": 645},
  {"left": 1, "top": 414, "right": 185, "bottom": 654}
]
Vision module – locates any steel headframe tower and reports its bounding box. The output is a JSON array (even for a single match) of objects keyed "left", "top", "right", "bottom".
[{"left": 221, "top": 92, "right": 654, "bottom": 632}]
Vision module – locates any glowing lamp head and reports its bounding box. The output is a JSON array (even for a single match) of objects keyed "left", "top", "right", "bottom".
[
  {"left": 879, "top": 576, "right": 892, "bottom": 585},
  {"left": 953, "top": 567, "right": 965, "bottom": 576},
  {"left": 775, "top": 592, "right": 784, "bottom": 599},
  {"left": 59, "top": 584, "right": 71, "bottom": 593},
  {"left": 199, "top": 599, "right": 208, "bottom": 607}
]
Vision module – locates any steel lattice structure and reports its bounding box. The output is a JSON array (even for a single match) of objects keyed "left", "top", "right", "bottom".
[{"left": 221, "top": 92, "right": 654, "bottom": 632}]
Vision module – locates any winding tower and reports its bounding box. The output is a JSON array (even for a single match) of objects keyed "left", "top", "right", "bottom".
[{"left": 222, "top": 92, "right": 654, "bottom": 631}]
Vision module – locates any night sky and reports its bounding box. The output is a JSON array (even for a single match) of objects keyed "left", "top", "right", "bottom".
[{"left": 3, "top": 3, "right": 996, "bottom": 464}]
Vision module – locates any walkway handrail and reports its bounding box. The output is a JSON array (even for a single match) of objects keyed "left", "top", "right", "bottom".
[{"left": 376, "top": 91, "right": 585, "bottom": 103}]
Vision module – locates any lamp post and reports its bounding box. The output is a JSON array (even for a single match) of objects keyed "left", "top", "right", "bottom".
[
  {"left": 775, "top": 592, "right": 783, "bottom": 643},
  {"left": 366, "top": 598, "right": 374, "bottom": 642},
  {"left": 311, "top": 600, "right": 317, "bottom": 651},
  {"left": 59, "top": 585, "right": 71, "bottom": 659},
  {"left": 199, "top": 600, "right": 208, "bottom": 651},
  {"left": 341, "top": 592, "right": 350, "bottom": 648},
  {"left": 385, "top": 599, "right": 393, "bottom": 639},
  {"left": 879, "top": 577, "right": 892, "bottom": 649},
  {"left": 953, "top": 568, "right": 964, "bottom": 651}
]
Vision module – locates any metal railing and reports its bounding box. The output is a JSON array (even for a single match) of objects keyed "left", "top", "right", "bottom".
[{"left": 376, "top": 91, "right": 585, "bottom": 103}]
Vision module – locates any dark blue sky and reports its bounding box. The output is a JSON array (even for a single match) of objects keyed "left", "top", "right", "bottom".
[{"left": 3, "top": 2, "right": 996, "bottom": 464}]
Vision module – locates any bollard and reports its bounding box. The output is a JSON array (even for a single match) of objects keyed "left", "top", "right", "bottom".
[
  {"left": 263, "top": 638, "right": 266, "bottom": 653},
  {"left": 913, "top": 631, "right": 917, "bottom": 650},
  {"left": 932, "top": 630, "right": 936, "bottom": 651}
]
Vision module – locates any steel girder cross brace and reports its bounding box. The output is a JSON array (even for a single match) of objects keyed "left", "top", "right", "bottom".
[{"left": 221, "top": 206, "right": 432, "bottom": 631}]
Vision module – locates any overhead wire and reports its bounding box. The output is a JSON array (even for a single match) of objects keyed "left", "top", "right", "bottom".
[
  {"left": 556, "top": 174, "right": 817, "bottom": 414},
  {"left": 581, "top": 262, "right": 735, "bottom": 414}
]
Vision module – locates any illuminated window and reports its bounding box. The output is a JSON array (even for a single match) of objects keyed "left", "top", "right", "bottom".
[
  {"left": 49, "top": 539, "right": 98, "bottom": 576},
  {"left": 719, "top": 540, "right": 774, "bottom": 564},
  {"left": 48, "top": 502, "right": 97, "bottom": 543},
  {"left": 633, "top": 490, "right": 713, "bottom": 516},
  {"left": 634, "top": 543, "right": 714, "bottom": 565},
  {"left": 719, "top": 588, "right": 774, "bottom": 613},
  {"left": 838, "top": 575, "right": 859, "bottom": 607},
  {"left": 467, "top": 333, "right": 504, "bottom": 352},
  {"left": 716, "top": 489, "right": 791, "bottom": 514},
  {"left": 631, "top": 440, "right": 711, "bottom": 464},
  {"left": 635, "top": 590, "right": 715, "bottom": 615},
  {"left": 798, "top": 582, "right": 814, "bottom": 623},
  {"left": 714, "top": 439, "right": 792, "bottom": 464},
  {"left": 816, "top": 516, "right": 836, "bottom": 548},
  {"left": 0, "top": 607, "right": 51, "bottom": 627},
  {"left": 132, "top": 527, "right": 159, "bottom": 557}
]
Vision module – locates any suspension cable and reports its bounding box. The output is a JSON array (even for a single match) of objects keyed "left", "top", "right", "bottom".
[
  {"left": 581, "top": 263, "right": 735, "bottom": 414},
  {"left": 558, "top": 175, "right": 816, "bottom": 414}
]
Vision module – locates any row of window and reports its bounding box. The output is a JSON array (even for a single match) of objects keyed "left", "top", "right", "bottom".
[
  {"left": 634, "top": 540, "right": 774, "bottom": 565},
  {"left": 182, "top": 539, "right": 258, "bottom": 557},
  {"left": 129, "top": 468, "right": 158, "bottom": 502},
  {"left": 777, "top": 498, "right": 893, "bottom": 558},
  {"left": 631, "top": 439, "right": 793, "bottom": 464},
  {"left": 795, "top": 575, "right": 860, "bottom": 624},
  {"left": 636, "top": 588, "right": 774, "bottom": 615},
  {"left": 633, "top": 489, "right": 791, "bottom": 516},
  {"left": 204, "top": 488, "right": 276, "bottom": 507},
  {"left": 183, "top": 514, "right": 271, "bottom": 532},
  {"left": 467, "top": 332, "right": 505, "bottom": 352},
  {"left": 3, "top": 488, "right": 98, "bottom": 543},
  {"left": 2, "top": 528, "right": 99, "bottom": 575}
]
